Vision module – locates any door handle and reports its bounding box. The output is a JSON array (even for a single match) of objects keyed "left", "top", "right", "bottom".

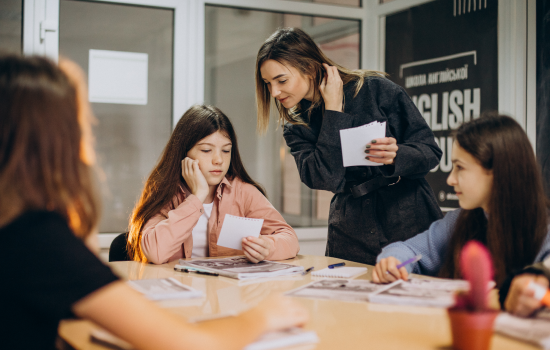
[{"left": 40, "top": 20, "right": 58, "bottom": 41}]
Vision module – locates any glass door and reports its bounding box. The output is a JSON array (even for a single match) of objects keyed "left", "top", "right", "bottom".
[
  {"left": 0, "top": 0, "right": 23, "bottom": 53},
  {"left": 59, "top": 0, "right": 174, "bottom": 233}
]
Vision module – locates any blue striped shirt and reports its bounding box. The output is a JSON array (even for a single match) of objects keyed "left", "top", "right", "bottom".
[{"left": 376, "top": 209, "right": 550, "bottom": 275}]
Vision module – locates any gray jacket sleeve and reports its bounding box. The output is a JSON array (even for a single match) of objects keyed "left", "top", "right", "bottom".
[{"left": 283, "top": 110, "right": 353, "bottom": 193}]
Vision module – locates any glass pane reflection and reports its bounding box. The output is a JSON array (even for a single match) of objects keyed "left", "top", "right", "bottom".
[{"left": 205, "top": 6, "right": 359, "bottom": 226}]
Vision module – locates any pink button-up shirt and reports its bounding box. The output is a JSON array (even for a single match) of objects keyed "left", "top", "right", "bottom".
[{"left": 141, "top": 177, "right": 300, "bottom": 264}]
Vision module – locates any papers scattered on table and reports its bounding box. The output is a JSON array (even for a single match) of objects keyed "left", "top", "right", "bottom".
[
  {"left": 127, "top": 278, "right": 203, "bottom": 301},
  {"left": 494, "top": 309, "right": 550, "bottom": 349},
  {"left": 368, "top": 278, "right": 469, "bottom": 308},
  {"left": 286, "top": 279, "right": 386, "bottom": 302},
  {"left": 311, "top": 267, "right": 367, "bottom": 278},
  {"left": 179, "top": 256, "right": 304, "bottom": 280},
  {"left": 217, "top": 214, "right": 263, "bottom": 250},
  {"left": 91, "top": 327, "right": 319, "bottom": 350},
  {"left": 286, "top": 277, "right": 469, "bottom": 307},
  {"left": 339, "top": 121, "right": 386, "bottom": 167}
]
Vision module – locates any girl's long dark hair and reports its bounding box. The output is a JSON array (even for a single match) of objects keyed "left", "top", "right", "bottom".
[
  {"left": 128, "top": 105, "right": 265, "bottom": 261},
  {"left": 439, "top": 114, "right": 549, "bottom": 286}
]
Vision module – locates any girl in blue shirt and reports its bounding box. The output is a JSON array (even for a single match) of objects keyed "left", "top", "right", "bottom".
[{"left": 373, "top": 114, "right": 550, "bottom": 293}]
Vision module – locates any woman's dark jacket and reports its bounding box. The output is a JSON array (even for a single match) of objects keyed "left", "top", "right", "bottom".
[{"left": 283, "top": 76, "right": 443, "bottom": 265}]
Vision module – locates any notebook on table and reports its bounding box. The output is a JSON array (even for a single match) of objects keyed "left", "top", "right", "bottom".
[{"left": 311, "top": 267, "right": 368, "bottom": 278}]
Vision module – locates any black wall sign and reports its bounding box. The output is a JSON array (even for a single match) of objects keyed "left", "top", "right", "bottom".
[{"left": 385, "top": 0, "right": 498, "bottom": 209}]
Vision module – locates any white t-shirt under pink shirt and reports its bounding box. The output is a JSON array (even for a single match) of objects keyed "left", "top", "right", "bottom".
[{"left": 191, "top": 201, "right": 214, "bottom": 257}]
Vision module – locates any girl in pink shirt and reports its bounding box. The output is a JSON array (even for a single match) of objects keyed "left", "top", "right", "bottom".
[{"left": 128, "top": 105, "right": 299, "bottom": 264}]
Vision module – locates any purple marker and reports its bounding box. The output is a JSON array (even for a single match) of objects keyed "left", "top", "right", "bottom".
[{"left": 386, "top": 254, "right": 422, "bottom": 274}]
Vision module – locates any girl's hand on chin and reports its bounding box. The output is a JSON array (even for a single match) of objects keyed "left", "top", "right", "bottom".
[
  {"left": 242, "top": 236, "right": 275, "bottom": 263},
  {"left": 319, "top": 63, "right": 343, "bottom": 112},
  {"left": 182, "top": 158, "right": 209, "bottom": 203}
]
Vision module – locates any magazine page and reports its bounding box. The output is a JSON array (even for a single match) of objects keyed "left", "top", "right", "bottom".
[
  {"left": 368, "top": 278, "right": 464, "bottom": 308},
  {"left": 494, "top": 309, "right": 550, "bottom": 349},
  {"left": 179, "top": 256, "right": 304, "bottom": 280},
  {"left": 286, "top": 279, "right": 386, "bottom": 303}
]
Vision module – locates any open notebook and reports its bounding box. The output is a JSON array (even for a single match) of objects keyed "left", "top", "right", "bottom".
[{"left": 311, "top": 267, "right": 367, "bottom": 278}]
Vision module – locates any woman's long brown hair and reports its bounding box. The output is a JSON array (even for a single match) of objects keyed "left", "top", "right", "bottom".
[
  {"left": 439, "top": 114, "right": 549, "bottom": 286},
  {"left": 0, "top": 55, "right": 99, "bottom": 238},
  {"left": 255, "top": 27, "right": 386, "bottom": 133},
  {"left": 128, "top": 105, "right": 266, "bottom": 262}
]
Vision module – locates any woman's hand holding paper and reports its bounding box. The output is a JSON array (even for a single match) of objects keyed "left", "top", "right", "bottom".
[
  {"left": 372, "top": 256, "right": 409, "bottom": 284},
  {"left": 242, "top": 236, "right": 275, "bottom": 263},
  {"left": 365, "top": 137, "right": 398, "bottom": 165}
]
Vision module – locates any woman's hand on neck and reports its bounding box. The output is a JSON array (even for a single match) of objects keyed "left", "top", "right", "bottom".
[{"left": 319, "top": 63, "right": 343, "bottom": 112}]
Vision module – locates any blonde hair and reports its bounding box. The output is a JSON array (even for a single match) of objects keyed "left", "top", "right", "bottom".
[{"left": 255, "top": 27, "right": 386, "bottom": 133}]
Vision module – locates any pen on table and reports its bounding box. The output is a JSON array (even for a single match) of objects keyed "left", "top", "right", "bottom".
[
  {"left": 174, "top": 265, "right": 216, "bottom": 275},
  {"left": 302, "top": 266, "right": 314, "bottom": 275},
  {"left": 194, "top": 270, "right": 220, "bottom": 277},
  {"left": 174, "top": 265, "right": 191, "bottom": 273},
  {"left": 386, "top": 254, "right": 422, "bottom": 274},
  {"left": 328, "top": 262, "right": 345, "bottom": 269}
]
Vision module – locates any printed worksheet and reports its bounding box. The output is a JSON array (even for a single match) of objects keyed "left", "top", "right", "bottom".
[
  {"left": 340, "top": 121, "right": 386, "bottom": 167},
  {"left": 216, "top": 214, "right": 263, "bottom": 250}
]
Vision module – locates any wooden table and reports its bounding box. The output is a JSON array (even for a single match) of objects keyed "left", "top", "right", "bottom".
[{"left": 58, "top": 255, "right": 536, "bottom": 350}]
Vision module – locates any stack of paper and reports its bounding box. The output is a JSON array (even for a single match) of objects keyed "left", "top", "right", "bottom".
[
  {"left": 286, "top": 279, "right": 386, "bottom": 302},
  {"left": 339, "top": 121, "right": 386, "bottom": 167},
  {"left": 368, "top": 278, "right": 469, "bottom": 308},
  {"left": 127, "top": 278, "right": 203, "bottom": 301},
  {"left": 494, "top": 310, "right": 550, "bottom": 349},
  {"left": 179, "top": 256, "right": 304, "bottom": 280},
  {"left": 286, "top": 277, "right": 469, "bottom": 307}
]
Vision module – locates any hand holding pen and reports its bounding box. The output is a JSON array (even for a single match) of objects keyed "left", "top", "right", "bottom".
[{"left": 372, "top": 255, "right": 421, "bottom": 284}]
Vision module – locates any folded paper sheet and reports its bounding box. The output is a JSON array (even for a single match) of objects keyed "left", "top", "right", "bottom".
[
  {"left": 217, "top": 214, "right": 263, "bottom": 250},
  {"left": 340, "top": 121, "right": 386, "bottom": 167}
]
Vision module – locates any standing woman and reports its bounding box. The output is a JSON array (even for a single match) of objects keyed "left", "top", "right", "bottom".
[{"left": 256, "top": 28, "right": 443, "bottom": 265}]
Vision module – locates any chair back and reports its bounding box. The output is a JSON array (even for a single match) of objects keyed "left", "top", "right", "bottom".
[{"left": 109, "top": 232, "right": 131, "bottom": 262}]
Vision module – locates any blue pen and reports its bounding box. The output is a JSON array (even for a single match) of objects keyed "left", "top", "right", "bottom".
[
  {"left": 385, "top": 254, "right": 422, "bottom": 274},
  {"left": 328, "top": 262, "right": 345, "bottom": 269}
]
